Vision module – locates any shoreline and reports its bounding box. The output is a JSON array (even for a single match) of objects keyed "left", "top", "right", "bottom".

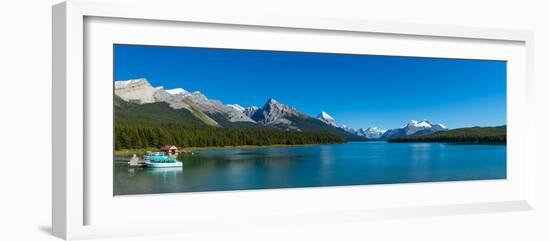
[
  {"left": 114, "top": 143, "right": 324, "bottom": 157},
  {"left": 180, "top": 143, "right": 322, "bottom": 151},
  {"left": 388, "top": 140, "right": 506, "bottom": 145},
  {"left": 114, "top": 141, "right": 506, "bottom": 157}
]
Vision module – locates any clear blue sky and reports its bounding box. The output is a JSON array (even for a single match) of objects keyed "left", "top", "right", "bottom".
[{"left": 114, "top": 44, "right": 506, "bottom": 130}]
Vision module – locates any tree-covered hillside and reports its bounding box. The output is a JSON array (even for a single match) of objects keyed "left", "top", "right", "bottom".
[
  {"left": 115, "top": 97, "right": 347, "bottom": 150},
  {"left": 388, "top": 125, "right": 506, "bottom": 144},
  {"left": 114, "top": 96, "right": 207, "bottom": 127}
]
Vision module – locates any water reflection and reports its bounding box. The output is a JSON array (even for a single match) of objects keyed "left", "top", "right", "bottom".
[{"left": 114, "top": 142, "right": 506, "bottom": 195}]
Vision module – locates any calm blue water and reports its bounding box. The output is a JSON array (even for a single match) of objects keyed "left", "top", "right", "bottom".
[{"left": 114, "top": 142, "right": 506, "bottom": 195}]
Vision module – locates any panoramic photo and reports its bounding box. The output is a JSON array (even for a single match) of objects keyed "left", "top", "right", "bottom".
[{"left": 113, "top": 44, "right": 507, "bottom": 195}]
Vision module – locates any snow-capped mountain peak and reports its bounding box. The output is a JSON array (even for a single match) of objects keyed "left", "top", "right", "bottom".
[
  {"left": 343, "top": 126, "right": 387, "bottom": 139},
  {"left": 382, "top": 119, "right": 448, "bottom": 139},
  {"left": 319, "top": 111, "right": 334, "bottom": 121},
  {"left": 403, "top": 119, "right": 436, "bottom": 135},
  {"left": 317, "top": 111, "right": 338, "bottom": 127},
  {"left": 405, "top": 119, "right": 432, "bottom": 128}
]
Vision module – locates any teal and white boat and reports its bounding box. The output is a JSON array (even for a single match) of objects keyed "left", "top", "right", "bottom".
[{"left": 144, "top": 152, "right": 183, "bottom": 168}]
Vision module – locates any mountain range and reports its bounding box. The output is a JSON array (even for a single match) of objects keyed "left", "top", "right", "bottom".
[
  {"left": 115, "top": 78, "right": 449, "bottom": 141},
  {"left": 379, "top": 120, "right": 447, "bottom": 140},
  {"left": 115, "top": 78, "right": 366, "bottom": 141},
  {"left": 316, "top": 111, "right": 388, "bottom": 139},
  {"left": 315, "top": 110, "right": 448, "bottom": 140}
]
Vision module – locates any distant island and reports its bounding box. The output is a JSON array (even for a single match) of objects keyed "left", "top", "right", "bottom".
[{"left": 388, "top": 125, "right": 506, "bottom": 144}]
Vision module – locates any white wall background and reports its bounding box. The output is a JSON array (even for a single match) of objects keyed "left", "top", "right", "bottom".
[{"left": 0, "top": 0, "right": 548, "bottom": 240}]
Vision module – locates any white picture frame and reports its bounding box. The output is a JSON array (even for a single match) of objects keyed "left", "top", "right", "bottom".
[{"left": 52, "top": 0, "right": 535, "bottom": 240}]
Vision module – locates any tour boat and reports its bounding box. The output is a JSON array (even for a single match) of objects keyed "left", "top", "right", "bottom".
[{"left": 144, "top": 152, "right": 183, "bottom": 168}]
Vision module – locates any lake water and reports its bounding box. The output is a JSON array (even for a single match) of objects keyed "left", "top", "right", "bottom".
[{"left": 114, "top": 142, "right": 506, "bottom": 195}]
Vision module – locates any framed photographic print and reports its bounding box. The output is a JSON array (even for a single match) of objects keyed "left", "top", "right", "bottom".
[
  {"left": 112, "top": 44, "right": 507, "bottom": 195},
  {"left": 53, "top": 0, "right": 535, "bottom": 240}
]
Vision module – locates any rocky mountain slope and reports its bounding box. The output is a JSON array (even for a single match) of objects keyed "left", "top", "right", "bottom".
[
  {"left": 115, "top": 78, "right": 453, "bottom": 142},
  {"left": 115, "top": 78, "right": 254, "bottom": 126},
  {"left": 114, "top": 78, "right": 368, "bottom": 141}
]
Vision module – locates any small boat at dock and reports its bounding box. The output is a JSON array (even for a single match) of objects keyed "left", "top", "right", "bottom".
[{"left": 144, "top": 152, "right": 183, "bottom": 168}]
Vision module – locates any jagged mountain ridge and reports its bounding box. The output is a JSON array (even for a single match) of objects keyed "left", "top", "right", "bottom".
[
  {"left": 114, "top": 78, "right": 448, "bottom": 141},
  {"left": 114, "top": 78, "right": 367, "bottom": 140},
  {"left": 315, "top": 111, "right": 448, "bottom": 140},
  {"left": 316, "top": 111, "right": 388, "bottom": 139},
  {"left": 115, "top": 78, "right": 254, "bottom": 126}
]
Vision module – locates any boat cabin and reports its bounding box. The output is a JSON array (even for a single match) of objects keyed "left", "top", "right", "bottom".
[{"left": 160, "top": 145, "right": 178, "bottom": 155}]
